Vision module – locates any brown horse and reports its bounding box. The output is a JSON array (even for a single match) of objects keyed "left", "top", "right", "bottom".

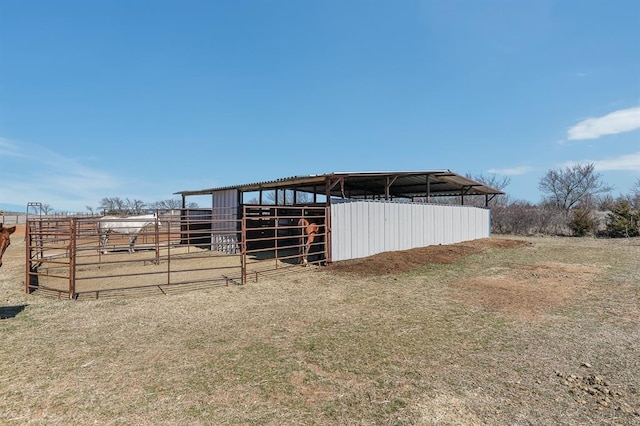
[
  {"left": 0, "top": 223, "right": 17, "bottom": 268},
  {"left": 298, "top": 218, "right": 319, "bottom": 266}
]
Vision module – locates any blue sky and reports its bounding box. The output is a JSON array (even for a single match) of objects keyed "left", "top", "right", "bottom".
[{"left": 1, "top": 0, "right": 639, "bottom": 212}]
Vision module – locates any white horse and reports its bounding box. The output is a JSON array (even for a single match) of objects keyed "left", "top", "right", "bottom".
[{"left": 98, "top": 213, "right": 159, "bottom": 254}]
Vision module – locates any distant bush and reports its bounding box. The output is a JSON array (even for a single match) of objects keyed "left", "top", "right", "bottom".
[
  {"left": 491, "top": 203, "right": 566, "bottom": 235},
  {"left": 568, "top": 208, "right": 596, "bottom": 236},
  {"left": 605, "top": 200, "right": 639, "bottom": 238}
]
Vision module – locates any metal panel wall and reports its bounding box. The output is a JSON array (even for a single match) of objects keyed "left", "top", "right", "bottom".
[
  {"left": 330, "top": 200, "right": 491, "bottom": 262},
  {"left": 212, "top": 189, "right": 240, "bottom": 253}
]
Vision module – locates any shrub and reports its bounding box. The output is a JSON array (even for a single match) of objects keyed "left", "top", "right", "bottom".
[
  {"left": 568, "top": 208, "right": 595, "bottom": 236},
  {"left": 605, "top": 200, "right": 640, "bottom": 238}
]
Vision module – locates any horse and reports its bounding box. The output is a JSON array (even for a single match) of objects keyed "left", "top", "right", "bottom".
[
  {"left": 298, "top": 218, "right": 319, "bottom": 266},
  {"left": 98, "top": 213, "right": 159, "bottom": 254},
  {"left": 0, "top": 223, "right": 17, "bottom": 268}
]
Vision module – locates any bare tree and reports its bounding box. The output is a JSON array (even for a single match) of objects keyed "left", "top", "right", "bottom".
[
  {"left": 151, "top": 199, "right": 183, "bottom": 210},
  {"left": 99, "top": 197, "right": 125, "bottom": 213},
  {"left": 41, "top": 203, "right": 54, "bottom": 215},
  {"left": 125, "top": 198, "right": 146, "bottom": 214},
  {"left": 467, "top": 173, "right": 512, "bottom": 206},
  {"left": 538, "top": 163, "right": 612, "bottom": 213},
  {"left": 630, "top": 178, "right": 640, "bottom": 208}
]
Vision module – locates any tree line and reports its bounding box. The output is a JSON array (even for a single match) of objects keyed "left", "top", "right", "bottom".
[
  {"left": 85, "top": 198, "right": 198, "bottom": 215},
  {"left": 35, "top": 162, "right": 640, "bottom": 238},
  {"left": 477, "top": 163, "right": 639, "bottom": 238}
]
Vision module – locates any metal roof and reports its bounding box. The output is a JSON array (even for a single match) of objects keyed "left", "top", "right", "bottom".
[{"left": 175, "top": 170, "right": 504, "bottom": 200}]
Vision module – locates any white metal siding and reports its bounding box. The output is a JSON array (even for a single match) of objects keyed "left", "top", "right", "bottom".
[
  {"left": 212, "top": 189, "right": 240, "bottom": 253},
  {"left": 330, "top": 200, "right": 491, "bottom": 262},
  {"left": 213, "top": 189, "right": 239, "bottom": 211}
]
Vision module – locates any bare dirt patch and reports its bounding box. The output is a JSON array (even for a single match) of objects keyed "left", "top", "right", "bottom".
[
  {"left": 327, "top": 238, "right": 530, "bottom": 276},
  {"left": 452, "top": 262, "right": 600, "bottom": 321},
  {"left": 326, "top": 238, "right": 601, "bottom": 322}
]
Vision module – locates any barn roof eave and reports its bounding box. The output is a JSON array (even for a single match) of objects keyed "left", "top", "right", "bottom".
[{"left": 173, "top": 170, "right": 505, "bottom": 199}]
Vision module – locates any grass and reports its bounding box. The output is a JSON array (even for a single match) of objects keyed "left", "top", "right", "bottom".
[{"left": 0, "top": 236, "right": 639, "bottom": 424}]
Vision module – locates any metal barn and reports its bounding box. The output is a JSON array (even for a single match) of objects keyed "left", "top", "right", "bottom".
[
  {"left": 176, "top": 170, "right": 503, "bottom": 264},
  {"left": 24, "top": 171, "right": 503, "bottom": 299}
]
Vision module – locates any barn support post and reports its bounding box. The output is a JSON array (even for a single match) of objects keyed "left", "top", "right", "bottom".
[
  {"left": 485, "top": 193, "right": 498, "bottom": 207},
  {"left": 385, "top": 177, "right": 390, "bottom": 200},
  {"left": 384, "top": 176, "right": 399, "bottom": 200},
  {"left": 325, "top": 177, "right": 346, "bottom": 200}
]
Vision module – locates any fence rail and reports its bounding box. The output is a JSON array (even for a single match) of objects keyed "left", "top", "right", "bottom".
[{"left": 26, "top": 207, "right": 328, "bottom": 299}]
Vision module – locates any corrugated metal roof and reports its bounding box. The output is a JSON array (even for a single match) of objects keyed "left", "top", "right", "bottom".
[{"left": 174, "top": 170, "right": 504, "bottom": 199}]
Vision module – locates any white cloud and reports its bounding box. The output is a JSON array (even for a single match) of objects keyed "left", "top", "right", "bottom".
[
  {"left": 593, "top": 152, "right": 640, "bottom": 171},
  {"left": 567, "top": 107, "right": 640, "bottom": 140},
  {"left": 0, "top": 138, "right": 121, "bottom": 211},
  {"left": 561, "top": 152, "right": 640, "bottom": 172},
  {"left": 0, "top": 138, "right": 27, "bottom": 158},
  {"left": 1, "top": 137, "right": 193, "bottom": 212},
  {"left": 486, "top": 166, "right": 533, "bottom": 176}
]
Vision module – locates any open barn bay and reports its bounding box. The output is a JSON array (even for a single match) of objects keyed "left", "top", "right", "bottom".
[{"left": 1, "top": 234, "right": 639, "bottom": 425}]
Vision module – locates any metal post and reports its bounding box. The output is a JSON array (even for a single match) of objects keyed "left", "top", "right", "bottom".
[
  {"left": 241, "top": 205, "right": 247, "bottom": 284},
  {"left": 325, "top": 206, "right": 331, "bottom": 264},
  {"left": 69, "top": 218, "right": 76, "bottom": 299},
  {"left": 25, "top": 220, "right": 30, "bottom": 294}
]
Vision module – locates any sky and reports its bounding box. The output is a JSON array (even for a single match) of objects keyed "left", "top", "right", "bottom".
[{"left": 1, "top": 0, "right": 639, "bottom": 213}]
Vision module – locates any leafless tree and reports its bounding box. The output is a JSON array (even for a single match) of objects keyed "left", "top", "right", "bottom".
[
  {"left": 99, "top": 197, "right": 125, "bottom": 213},
  {"left": 629, "top": 178, "right": 640, "bottom": 208},
  {"left": 125, "top": 198, "right": 146, "bottom": 214},
  {"left": 467, "top": 173, "right": 512, "bottom": 206},
  {"left": 538, "top": 163, "right": 612, "bottom": 213},
  {"left": 150, "top": 199, "right": 198, "bottom": 209},
  {"left": 98, "top": 197, "right": 146, "bottom": 214}
]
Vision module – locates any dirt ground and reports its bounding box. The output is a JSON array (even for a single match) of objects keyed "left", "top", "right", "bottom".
[
  {"left": 328, "top": 238, "right": 531, "bottom": 275},
  {"left": 327, "top": 238, "right": 599, "bottom": 322},
  {"left": 0, "top": 232, "right": 611, "bottom": 323},
  {"left": 1, "top": 230, "right": 639, "bottom": 424}
]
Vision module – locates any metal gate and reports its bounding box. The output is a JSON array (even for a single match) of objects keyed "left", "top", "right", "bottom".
[
  {"left": 241, "top": 204, "right": 328, "bottom": 282},
  {"left": 25, "top": 206, "right": 328, "bottom": 299}
]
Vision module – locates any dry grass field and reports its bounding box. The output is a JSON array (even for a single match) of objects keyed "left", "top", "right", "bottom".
[{"left": 1, "top": 231, "right": 639, "bottom": 425}]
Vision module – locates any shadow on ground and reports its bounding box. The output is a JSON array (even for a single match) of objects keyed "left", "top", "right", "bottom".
[{"left": 0, "top": 305, "right": 27, "bottom": 320}]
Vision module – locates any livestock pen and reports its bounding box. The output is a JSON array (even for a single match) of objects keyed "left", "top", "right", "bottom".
[{"left": 25, "top": 206, "right": 327, "bottom": 299}]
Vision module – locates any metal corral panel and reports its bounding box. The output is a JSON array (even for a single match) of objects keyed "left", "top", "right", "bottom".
[{"left": 330, "top": 200, "right": 490, "bottom": 262}]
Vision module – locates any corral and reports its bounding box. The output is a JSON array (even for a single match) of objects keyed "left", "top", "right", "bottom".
[
  {"left": 25, "top": 171, "right": 503, "bottom": 299},
  {"left": 25, "top": 206, "right": 327, "bottom": 299}
]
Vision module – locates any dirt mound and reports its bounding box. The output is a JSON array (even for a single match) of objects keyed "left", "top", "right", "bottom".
[{"left": 328, "top": 238, "right": 530, "bottom": 276}]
